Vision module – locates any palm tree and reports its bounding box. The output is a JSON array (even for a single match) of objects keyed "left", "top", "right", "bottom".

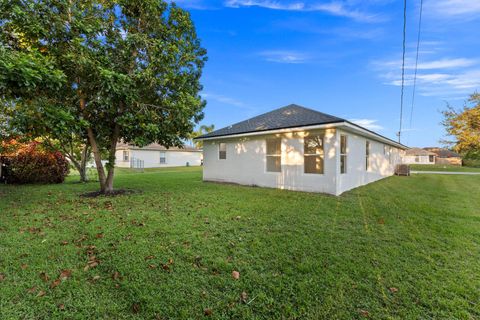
[{"left": 189, "top": 124, "right": 215, "bottom": 148}]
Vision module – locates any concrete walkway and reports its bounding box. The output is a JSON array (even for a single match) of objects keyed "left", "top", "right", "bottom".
[{"left": 411, "top": 171, "right": 480, "bottom": 175}]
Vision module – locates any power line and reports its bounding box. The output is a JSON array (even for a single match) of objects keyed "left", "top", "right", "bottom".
[
  {"left": 398, "top": 0, "right": 407, "bottom": 143},
  {"left": 409, "top": 0, "right": 424, "bottom": 129}
]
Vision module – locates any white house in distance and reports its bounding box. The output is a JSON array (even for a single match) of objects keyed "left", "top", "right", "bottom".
[
  {"left": 115, "top": 143, "right": 202, "bottom": 168},
  {"left": 402, "top": 148, "right": 436, "bottom": 165},
  {"left": 195, "top": 104, "right": 407, "bottom": 196}
]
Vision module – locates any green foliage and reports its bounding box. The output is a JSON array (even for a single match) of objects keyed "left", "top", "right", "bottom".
[
  {"left": 189, "top": 124, "right": 214, "bottom": 148},
  {"left": 0, "top": 168, "right": 479, "bottom": 318},
  {"left": 1, "top": 141, "right": 69, "bottom": 184},
  {"left": 0, "top": 0, "right": 207, "bottom": 192},
  {"left": 441, "top": 93, "right": 480, "bottom": 156}
]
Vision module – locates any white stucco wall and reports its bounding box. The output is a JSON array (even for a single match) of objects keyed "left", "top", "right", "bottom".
[
  {"left": 203, "top": 129, "right": 338, "bottom": 194},
  {"left": 402, "top": 155, "right": 435, "bottom": 164},
  {"left": 335, "top": 129, "right": 402, "bottom": 195},
  {"left": 115, "top": 149, "right": 201, "bottom": 168},
  {"left": 202, "top": 128, "right": 403, "bottom": 195}
]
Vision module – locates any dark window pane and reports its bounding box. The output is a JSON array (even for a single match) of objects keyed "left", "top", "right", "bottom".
[
  {"left": 341, "top": 155, "right": 347, "bottom": 174},
  {"left": 304, "top": 136, "right": 324, "bottom": 155},
  {"left": 266, "top": 156, "right": 281, "bottom": 172},
  {"left": 340, "top": 135, "right": 347, "bottom": 154},
  {"left": 266, "top": 138, "right": 281, "bottom": 155},
  {"left": 219, "top": 143, "right": 226, "bottom": 159},
  {"left": 304, "top": 155, "right": 324, "bottom": 174}
]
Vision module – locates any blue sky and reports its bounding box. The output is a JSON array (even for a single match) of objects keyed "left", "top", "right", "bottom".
[{"left": 176, "top": 0, "right": 480, "bottom": 147}]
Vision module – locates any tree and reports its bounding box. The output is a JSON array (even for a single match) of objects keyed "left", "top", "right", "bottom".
[
  {"left": 441, "top": 93, "right": 480, "bottom": 157},
  {"left": 0, "top": 0, "right": 207, "bottom": 194},
  {"left": 189, "top": 124, "right": 214, "bottom": 148}
]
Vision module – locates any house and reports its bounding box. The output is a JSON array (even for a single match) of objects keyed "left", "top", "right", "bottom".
[
  {"left": 403, "top": 148, "right": 436, "bottom": 165},
  {"left": 424, "top": 147, "right": 462, "bottom": 166},
  {"left": 115, "top": 143, "right": 202, "bottom": 168},
  {"left": 195, "top": 104, "right": 407, "bottom": 196}
]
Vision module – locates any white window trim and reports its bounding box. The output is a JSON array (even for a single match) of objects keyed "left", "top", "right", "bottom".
[
  {"left": 265, "top": 138, "right": 282, "bottom": 173},
  {"left": 123, "top": 150, "right": 129, "bottom": 162},
  {"left": 304, "top": 135, "right": 325, "bottom": 175},
  {"left": 160, "top": 151, "right": 167, "bottom": 164},
  {"left": 218, "top": 143, "right": 227, "bottom": 160},
  {"left": 365, "top": 141, "right": 371, "bottom": 171},
  {"left": 340, "top": 135, "right": 347, "bottom": 174}
]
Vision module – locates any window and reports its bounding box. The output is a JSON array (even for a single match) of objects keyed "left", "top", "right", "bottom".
[
  {"left": 266, "top": 138, "right": 281, "bottom": 172},
  {"left": 219, "top": 143, "right": 226, "bottom": 159},
  {"left": 304, "top": 135, "right": 324, "bottom": 174},
  {"left": 123, "top": 151, "right": 129, "bottom": 161},
  {"left": 365, "top": 141, "right": 370, "bottom": 171},
  {"left": 429, "top": 155, "right": 434, "bottom": 163},
  {"left": 160, "top": 151, "right": 166, "bottom": 164},
  {"left": 415, "top": 156, "right": 420, "bottom": 162},
  {"left": 340, "top": 135, "right": 347, "bottom": 174}
]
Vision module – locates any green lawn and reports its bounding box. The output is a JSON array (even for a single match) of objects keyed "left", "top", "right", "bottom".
[
  {"left": 1, "top": 167, "right": 479, "bottom": 319},
  {"left": 410, "top": 164, "right": 480, "bottom": 172}
]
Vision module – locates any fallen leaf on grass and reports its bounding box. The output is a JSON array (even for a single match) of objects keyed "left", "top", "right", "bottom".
[
  {"left": 359, "top": 309, "right": 369, "bottom": 317},
  {"left": 20, "top": 264, "right": 28, "bottom": 270},
  {"left": 60, "top": 241, "right": 69, "bottom": 246},
  {"left": 161, "top": 264, "right": 170, "bottom": 272},
  {"left": 148, "top": 264, "right": 157, "bottom": 269},
  {"left": 39, "top": 272, "right": 49, "bottom": 282},
  {"left": 232, "top": 271, "right": 240, "bottom": 280},
  {"left": 27, "top": 286, "right": 37, "bottom": 294},
  {"left": 37, "top": 290, "right": 46, "bottom": 297},
  {"left": 204, "top": 308, "right": 212, "bottom": 316},
  {"left": 168, "top": 258, "right": 174, "bottom": 265},
  {"left": 378, "top": 218, "right": 385, "bottom": 225},
  {"left": 50, "top": 279, "right": 61, "bottom": 289},
  {"left": 0, "top": 273, "right": 5, "bottom": 281},
  {"left": 112, "top": 271, "right": 121, "bottom": 281},
  {"left": 59, "top": 269, "right": 71, "bottom": 280},
  {"left": 144, "top": 255, "right": 155, "bottom": 260},
  {"left": 240, "top": 291, "right": 248, "bottom": 303},
  {"left": 92, "top": 275, "right": 101, "bottom": 281},
  {"left": 132, "top": 303, "right": 140, "bottom": 313},
  {"left": 58, "top": 304, "right": 65, "bottom": 311},
  {"left": 389, "top": 287, "right": 398, "bottom": 293}
]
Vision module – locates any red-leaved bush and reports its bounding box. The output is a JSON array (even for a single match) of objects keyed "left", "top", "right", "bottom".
[{"left": 1, "top": 140, "right": 69, "bottom": 184}]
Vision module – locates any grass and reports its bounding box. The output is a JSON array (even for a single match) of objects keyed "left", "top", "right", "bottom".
[
  {"left": 409, "top": 164, "right": 480, "bottom": 172},
  {"left": 1, "top": 167, "right": 479, "bottom": 319}
]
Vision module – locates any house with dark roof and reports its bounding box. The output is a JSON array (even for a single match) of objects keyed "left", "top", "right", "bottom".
[
  {"left": 115, "top": 143, "right": 202, "bottom": 168},
  {"left": 195, "top": 104, "right": 407, "bottom": 195},
  {"left": 423, "top": 147, "right": 462, "bottom": 166},
  {"left": 403, "top": 148, "right": 437, "bottom": 165}
]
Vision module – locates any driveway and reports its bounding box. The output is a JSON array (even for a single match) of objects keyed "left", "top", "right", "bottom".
[{"left": 411, "top": 171, "right": 480, "bottom": 175}]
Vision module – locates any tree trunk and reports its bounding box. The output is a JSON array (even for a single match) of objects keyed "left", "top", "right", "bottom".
[
  {"left": 79, "top": 144, "right": 90, "bottom": 182},
  {"left": 104, "top": 122, "right": 120, "bottom": 194},
  {"left": 79, "top": 97, "right": 107, "bottom": 192}
]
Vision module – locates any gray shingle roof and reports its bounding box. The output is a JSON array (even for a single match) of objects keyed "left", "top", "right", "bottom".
[{"left": 197, "top": 104, "right": 345, "bottom": 139}]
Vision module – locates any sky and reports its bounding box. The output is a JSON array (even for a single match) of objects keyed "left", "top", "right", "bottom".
[{"left": 175, "top": 0, "right": 480, "bottom": 147}]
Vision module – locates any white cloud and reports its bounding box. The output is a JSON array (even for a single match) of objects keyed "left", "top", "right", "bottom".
[
  {"left": 200, "top": 93, "right": 246, "bottom": 107},
  {"left": 258, "top": 50, "right": 309, "bottom": 64},
  {"left": 224, "top": 0, "right": 383, "bottom": 22},
  {"left": 424, "top": 0, "right": 480, "bottom": 17},
  {"left": 349, "top": 119, "right": 384, "bottom": 131}
]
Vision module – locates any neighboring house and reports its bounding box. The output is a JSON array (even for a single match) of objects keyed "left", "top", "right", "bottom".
[
  {"left": 424, "top": 147, "right": 463, "bottom": 166},
  {"left": 403, "top": 148, "right": 436, "bottom": 165},
  {"left": 195, "top": 104, "right": 407, "bottom": 196},
  {"left": 115, "top": 143, "right": 202, "bottom": 168}
]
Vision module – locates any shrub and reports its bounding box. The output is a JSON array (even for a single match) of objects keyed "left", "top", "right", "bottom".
[{"left": 1, "top": 141, "right": 69, "bottom": 184}]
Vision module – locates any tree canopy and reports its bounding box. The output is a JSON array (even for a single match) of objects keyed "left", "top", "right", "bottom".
[
  {"left": 0, "top": 0, "right": 207, "bottom": 193},
  {"left": 441, "top": 93, "right": 480, "bottom": 157}
]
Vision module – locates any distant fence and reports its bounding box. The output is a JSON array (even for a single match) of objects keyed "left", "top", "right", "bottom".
[{"left": 130, "top": 158, "right": 144, "bottom": 172}]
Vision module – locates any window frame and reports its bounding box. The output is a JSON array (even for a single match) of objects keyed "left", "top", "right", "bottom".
[
  {"left": 218, "top": 143, "right": 227, "bottom": 160},
  {"left": 160, "top": 151, "right": 166, "bottom": 164},
  {"left": 265, "top": 138, "right": 282, "bottom": 173},
  {"left": 365, "top": 141, "right": 370, "bottom": 171},
  {"left": 123, "top": 150, "right": 129, "bottom": 162},
  {"left": 429, "top": 155, "right": 434, "bottom": 163},
  {"left": 340, "top": 135, "right": 347, "bottom": 174},
  {"left": 304, "top": 134, "right": 325, "bottom": 175}
]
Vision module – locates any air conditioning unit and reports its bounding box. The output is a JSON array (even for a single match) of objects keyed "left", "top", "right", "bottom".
[{"left": 395, "top": 164, "right": 410, "bottom": 176}]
